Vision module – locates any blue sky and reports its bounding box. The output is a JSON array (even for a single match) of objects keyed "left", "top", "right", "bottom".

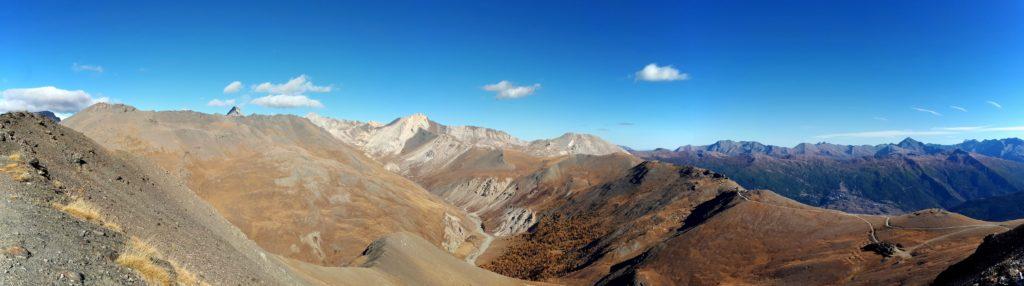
[{"left": 2, "top": 1, "right": 1023, "bottom": 149}]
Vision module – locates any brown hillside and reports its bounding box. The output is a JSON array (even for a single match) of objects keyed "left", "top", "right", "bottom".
[{"left": 63, "top": 103, "right": 481, "bottom": 266}]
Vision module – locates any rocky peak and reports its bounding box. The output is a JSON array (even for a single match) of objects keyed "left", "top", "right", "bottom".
[
  {"left": 897, "top": 137, "right": 924, "bottom": 150},
  {"left": 34, "top": 111, "right": 61, "bottom": 123},
  {"left": 706, "top": 140, "right": 768, "bottom": 155},
  {"left": 388, "top": 113, "right": 432, "bottom": 132},
  {"left": 83, "top": 103, "right": 137, "bottom": 113},
  {"left": 226, "top": 106, "right": 243, "bottom": 117}
]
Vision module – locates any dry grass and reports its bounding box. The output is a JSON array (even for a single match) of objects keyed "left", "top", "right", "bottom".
[
  {"left": 116, "top": 237, "right": 209, "bottom": 286},
  {"left": 169, "top": 260, "right": 209, "bottom": 286},
  {"left": 116, "top": 237, "right": 172, "bottom": 286},
  {"left": 54, "top": 198, "right": 122, "bottom": 232},
  {"left": 0, "top": 152, "right": 32, "bottom": 182}
]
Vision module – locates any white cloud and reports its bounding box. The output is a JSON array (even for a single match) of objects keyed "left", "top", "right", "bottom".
[
  {"left": 252, "top": 75, "right": 331, "bottom": 95},
  {"left": 250, "top": 94, "right": 323, "bottom": 108},
  {"left": 0, "top": 86, "right": 108, "bottom": 113},
  {"left": 873, "top": 117, "right": 889, "bottom": 121},
  {"left": 635, "top": 63, "right": 688, "bottom": 82},
  {"left": 71, "top": 62, "right": 104, "bottom": 73},
  {"left": 950, "top": 105, "right": 967, "bottom": 112},
  {"left": 483, "top": 80, "right": 541, "bottom": 99},
  {"left": 911, "top": 107, "right": 942, "bottom": 116},
  {"left": 987, "top": 100, "right": 1003, "bottom": 109},
  {"left": 223, "top": 81, "right": 243, "bottom": 94},
  {"left": 207, "top": 98, "right": 237, "bottom": 107},
  {"left": 248, "top": 75, "right": 331, "bottom": 109}
]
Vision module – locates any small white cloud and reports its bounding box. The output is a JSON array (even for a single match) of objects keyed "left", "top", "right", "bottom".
[
  {"left": 250, "top": 94, "right": 323, "bottom": 108},
  {"left": 987, "top": 100, "right": 1003, "bottom": 109},
  {"left": 207, "top": 98, "right": 237, "bottom": 107},
  {"left": 0, "top": 86, "right": 108, "bottom": 113},
  {"left": 950, "top": 105, "right": 967, "bottom": 112},
  {"left": 483, "top": 80, "right": 541, "bottom": 99},
  {"left": 873, "top": 117, "right": 889, "bottom": 121},
  {"left": 635, "top": 63, "right": 688, "bottom": 82},
  {"left": 249, "top": 75, "right": 330, "bottom": 108},
  {"left": 911, "top": 107, "right": 942, "bottom": 116},
  {"left": 71, "top": 62, "right": 104, "bottom": 73},
  {"left": 223, "top": 81, "right": 243, "bottom": 94},
  {"left": 252, "top": 75, "right": 331, "bottom": 95}
]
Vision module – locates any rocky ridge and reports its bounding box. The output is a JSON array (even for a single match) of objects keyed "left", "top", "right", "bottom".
[{"left": 306, "top": 112, "right": 626, "bottom": 177}]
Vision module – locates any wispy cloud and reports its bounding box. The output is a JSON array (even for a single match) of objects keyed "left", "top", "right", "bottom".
[
  {"left": 817, "top": 125, "right": 1024, "bottom": 139},
  {"left": 983, "top": 126, "right": 1024, "bottom": 132},
  {"left": 949, "top": 105, "right": 967, "bottom": 112},
  {"left": 987, "top": 100, "right": 1003, "bottom": 109},
  {"left": 483, "top": 80, "right": 541, "bottom": 99},
  {"left": 619, "top": 122, "right": 635, "bottom": 126},
  {"left": 816, "top": 130, "right": 955, "bottom": 139},
  {"left": 635, "top": 63, "right": 688, "bottom": 82},
  {"left": 71, "top": 62, "right": 104, "bottom": 73},
  {"left": 223, "top": 81, "right": 243, "bottom": 94},
  {"left": 911, "top": 107, "right": 942, "bottom": 116},
  {"left": 933, "top": 126, "right": 987, "bottom": 132},
  {"left": 873, "top": 117, "right": 889, "bottom": 122}
]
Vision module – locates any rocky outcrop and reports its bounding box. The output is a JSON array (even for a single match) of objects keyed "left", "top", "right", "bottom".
[
  {"left": 525, "top": 132, "right": 627, "bottom": 157},
  {"left": 934, "top": 225, "right": 1024, "bottom": 286},
  {"left": 437, "top": 177, "right": 517, "bottom": 214},
  {"left": 226, "top": 106, "right": 243, "bottom": 116},
  {"left": 494, "top": 208, "right": 536, "bottom": 237},
  {"left": 33, "top": 111, "right": 61, "bottom": 122},
  {"left": 442, "top": 213, "right": 469, "bottom": 253}
]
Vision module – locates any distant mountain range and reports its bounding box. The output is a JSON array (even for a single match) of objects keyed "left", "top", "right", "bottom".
[{"left": 633, "top": 138, "right": 1024, "bottom": 219}]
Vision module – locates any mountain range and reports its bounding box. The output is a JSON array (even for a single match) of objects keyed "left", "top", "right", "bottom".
[
  {"left": 632, "top": 138, "right": 1024, "bottom": 219},
  {"left": 4, "top": 104, "right": 1022, "bottom": 285}
]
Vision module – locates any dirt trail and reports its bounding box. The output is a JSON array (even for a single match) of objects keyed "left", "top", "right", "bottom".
[
  {"left": 465, "top": 212, "right": 493, "bottom": 265},
  {"left": 884, "top": 216, "right": 1011, "bottom": 231}
]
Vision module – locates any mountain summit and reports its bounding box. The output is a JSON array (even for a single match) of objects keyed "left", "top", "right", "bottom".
[{"left": 226, "top": 106, "right": 243, "bottom": 116}]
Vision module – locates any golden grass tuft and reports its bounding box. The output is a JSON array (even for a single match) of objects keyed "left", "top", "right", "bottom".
[
  {"left": 0, "top": 152, "right": 32, "bottom": 182},
  {"left": 116, "top": 237, "right": 208, "bottom": 286},
  {"left": 170, "top": 260, "right": 209, "bottom": 286},
  {"left": 116, "top": 237, "right": 171, "bottom": 286},
  {"left": 54, "top": 198, "right": 122, "bottom": 232}
]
